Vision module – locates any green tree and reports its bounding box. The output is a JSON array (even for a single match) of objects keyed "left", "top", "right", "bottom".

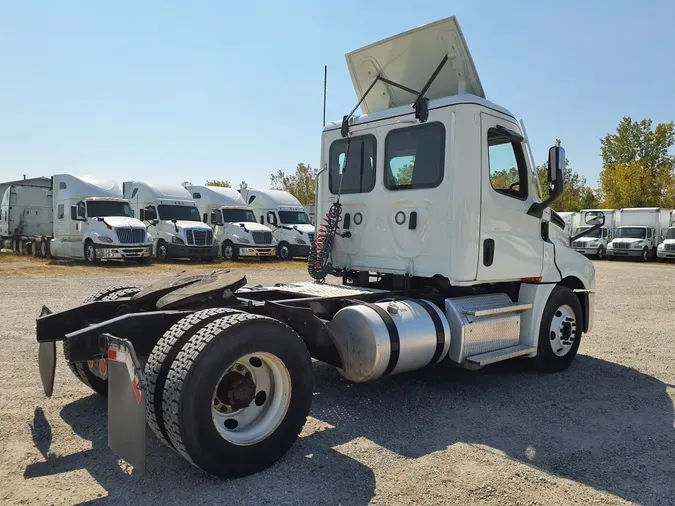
[
  {"left": 205, "top": 180, "right": 231, "bottom": 188},
  {"left": 239, "top": 181, "right": 248, "bottom": 190},
  {"left": 599, "top": 117, "right": 675, "bottom": 207},
  {"left": 270, "top": 163, "right": 318, "bottom": 205},
  {"left": 536, "top": 158, "right": 589, "bottom": 212}
]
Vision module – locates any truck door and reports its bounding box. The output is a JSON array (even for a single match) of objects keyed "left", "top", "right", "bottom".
[{"left": 477, "top": 113, "right": 544, "bottom": 281}]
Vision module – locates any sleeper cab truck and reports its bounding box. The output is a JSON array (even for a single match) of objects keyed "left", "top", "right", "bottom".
[
  {"left": 187, "top": 185, "right": 276, "bottom": 260},
  {"left": 239, "top": 188, "right": 315, "bottom": 260},
  {"left": 570, "top": 209, "right": 615, "bottom": 259},
  {"left": 607, "top": 207, "right": 671, "bottom": 261},
  {"left": 123, "top": 181, "right": 218, "bottom": 261},
  {"left": 0, "top": 184, "right": 53, "bottom": 255},
  {"left": 35, "top": 17, "right": 601, "bottom": 480},
  {"left": 2, "top": 175, "right": 152, "bottom": 262}
]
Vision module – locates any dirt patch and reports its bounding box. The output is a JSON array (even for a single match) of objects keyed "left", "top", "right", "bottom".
[{"left": 1, "top": 261, "right": 674, "bottom": 505}]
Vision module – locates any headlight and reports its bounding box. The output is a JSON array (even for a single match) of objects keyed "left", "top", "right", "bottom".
[
  {"left": 234, "top": 236, "right": 250, "bottom": 244},
  {"left": 172, "top": 236, "right": 184, "bottom": 245},
  {"left": 658, "top": 243, "right": 664, "bottom": 250},
  {"left": 146, "top": 233, "right": 153, "bottom": 243},
  {"left": 631, "top": 242, "right": 642, "bottom": 249},
  {"left": 587, "top": 240, "right": 599, "bottom": 247},
  {"left": 98, "top": 236, "right": 114, "bottom": 243},
  {"left": 294, "top": 237, "right": 307, "bottom": 245},
  {"left": 607, "top": 243, "right": 613, "bottom": 249}
]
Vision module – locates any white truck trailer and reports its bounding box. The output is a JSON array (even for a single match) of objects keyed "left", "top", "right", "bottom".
[
  {"left": 657, "top": 210, "right": 675, "bottom": 260},
  {"left": 187, "top": 185, "right": 277, "bottom": 260},
  {"left": 2, "top": 175, "right": 152, "bottom": 263},
  {"left": 607, "top": 207, "right": 671, "bottom": 261},
  {"left": 571, "top": 209, "right": 615, "bottom": 259},
  {"left": 0, "top": 184, "right": 53, "bottom": 253},
  {"left": 239, "top": 188, "right": 315, "bottom": 259},
  {"left": 36, "top": 17, "right": 599, "bottom": 480},
  {"left": 123, "top": 181, "right": 218, "bottom": 261}
]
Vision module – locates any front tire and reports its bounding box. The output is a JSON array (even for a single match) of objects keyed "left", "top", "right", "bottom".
[
  {"left": 596, "top": 246, "right": 605, "bottom": 259},
  {"left": 277, "top": 241, "right": 292, "bottom": 260},
  {"left": 532, "top": 286, "right": 583, "bottom": 373},
  {"left": 84, "top": 240, "right": 99, "bottom": 264},
  {"left": 162, "top": 313, "right": 313, "bottom": 478},
  {"left": 156, "top": 240, "right": 169, "bottom": 261},
  {"left": 641, "top": 248, "right": 649, "bottom": 262},
  {"left": 222, "top": 241, "right": 238, "bottom": 261}
]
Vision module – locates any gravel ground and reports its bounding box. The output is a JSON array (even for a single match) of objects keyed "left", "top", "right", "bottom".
[{"left": 0, "top": 259, "right": 674, "bottom": 505}]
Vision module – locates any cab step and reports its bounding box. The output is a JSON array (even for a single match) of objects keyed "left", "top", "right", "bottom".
[{"left": 466, "top": 344, "right": 536, "bottom": 367}]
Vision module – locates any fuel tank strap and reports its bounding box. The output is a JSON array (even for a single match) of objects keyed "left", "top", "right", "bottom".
[
  {"left": 360, "top": 302, "right": 400, "bottom": 376},
  {"left": 411, "top": 299, "right": 447, "bottom": 367}
]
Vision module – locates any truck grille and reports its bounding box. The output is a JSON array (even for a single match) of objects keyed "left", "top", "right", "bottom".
[
  {"left": 186, "top": 229, "right": 213, "bottom": 246},
  {"left": 308, "top": 231, "right": 315, "bottom": 243},
  {"left": 665, "top": 244, "right": 675, "bottom": 251},
  {"left": 613, "top": 242, "right": 630, "bottom": 249},
  {"left": 116, "top": 228, "right": 145, "bottom": 244},
  {"left": 251, "top": 231, "right": 273, "bottom": 245}
]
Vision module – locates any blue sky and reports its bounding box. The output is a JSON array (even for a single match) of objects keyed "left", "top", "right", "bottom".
[{"left": 1, "top": 0, "right": 673, "bottom": 190}]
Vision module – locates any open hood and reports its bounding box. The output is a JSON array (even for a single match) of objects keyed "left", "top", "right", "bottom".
[{"left": 346, "top": 16, "right": 484, "bottom": 115}]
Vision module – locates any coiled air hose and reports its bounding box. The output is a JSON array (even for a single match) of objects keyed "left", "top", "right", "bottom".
[{"left": 307, "top": 201, "right": 342, "bottom": 280}]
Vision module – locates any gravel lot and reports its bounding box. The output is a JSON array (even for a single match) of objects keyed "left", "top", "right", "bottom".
[{"left": 1, "top": 259, "right": 674, "bottom": 505}]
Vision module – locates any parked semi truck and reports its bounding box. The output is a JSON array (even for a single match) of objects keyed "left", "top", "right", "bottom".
[
  {"left": 123, "top": 181, "right": 218, "bottom": 261},
  {"left": 571, "top": 209, "right": 615, "bottom": 259},
  {"left": 36, "top": 17, "right": 600, "bottom": 479},
  {"left": 239, "top": 188, "right": 314, "bottom": 259},
  {"left": 187, "top": 185, "right": 277, "bottom": 260},
  {"left": 2, "top": 175, "right": 152, "bottom": 262},
  {"left": 607, "top": 207, "right": 671, "bottom": 261}
]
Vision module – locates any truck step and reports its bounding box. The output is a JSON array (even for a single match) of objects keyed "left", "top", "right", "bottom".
[{"left": 465, "top": 344, "right": 536, "bottom": 367}]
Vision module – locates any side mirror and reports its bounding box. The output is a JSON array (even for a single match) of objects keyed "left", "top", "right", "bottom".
[
  {"left": 266, "top": 211, "right": 278, "bottom": 226},
  {"left": 77, "top": 205, "right": 86, "bottom": 220},
  {"left": 527, "top": 144, "right": 565, "bottom": 218},
  {"left": 70, "top": 206, "right": 77, "bottom": 220},
  {"left": 585, "top": 211, "right": 605, "bottom": 227},
  {"left": 211, "top": 211, "right": 223, "bottom": 226}
]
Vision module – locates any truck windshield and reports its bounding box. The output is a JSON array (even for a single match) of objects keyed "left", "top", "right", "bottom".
[
  {"left": 616, "top": 227, "right": 646, "bottom": 239},
  {"left": 87, "top": 201, "right": 133, "bottom": 218},
  {"left": 666, "top": 228, "right": 675, "bottom": 239},
  {"left": 158, "top": 205, "right": 201, "bottom": 222},
  {"left": 574, "top": 226, "right": 601, "bottom": 238},
  {"left": 279, "top": 211, "right": 310, "bottom": 225},
  {"left": 222, "top": 209, "right": 257, "bottom": 223}
]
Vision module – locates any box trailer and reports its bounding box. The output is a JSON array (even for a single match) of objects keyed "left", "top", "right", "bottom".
[
  {"left": 36, "top": 17, "right": 599, "bottom": 479},
  {"left": 2, "top": 175, "right": 153, "bottom": 262},
  {"left": 187, "top": 185, "right": 277, "bottom": 260},
  {"left": 123, "top": 181, "right": 218, "bottom": 261}
]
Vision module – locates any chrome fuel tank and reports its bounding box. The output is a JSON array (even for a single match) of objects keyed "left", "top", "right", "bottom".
[{"left": 328, "top": 299, "right": 451, "bottom": 382}]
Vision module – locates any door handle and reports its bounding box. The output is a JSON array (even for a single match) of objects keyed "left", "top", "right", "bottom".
[
  {"left": 483, "top": 239, "right": 495, "bottom": 266},
  {"left": 408, "top": 211, "right": 417, "bottom": 230}
]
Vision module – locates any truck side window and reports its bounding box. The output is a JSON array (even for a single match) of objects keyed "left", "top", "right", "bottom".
[
  {"left": 384, "top": 122, "right": 445, "bottom": 191},
  {"left": 329, "top": 135, "right": 376, "bottom": 194},
  {"left": 487, "top": 128, "right": 528, "bottom": 200},
  {"left": 647, "top": 229, "right": 652, "bottom": 239},
  {"left": 57, "top": 204, "right": 64, "bottom": 219}
]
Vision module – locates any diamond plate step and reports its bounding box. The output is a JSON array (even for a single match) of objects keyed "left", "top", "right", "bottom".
[
  {"left": 271, "top": 281, "right": 386, "bottom": 297},
  {"left": 466, "top": 344, "right": 536, "bottom": 366}
]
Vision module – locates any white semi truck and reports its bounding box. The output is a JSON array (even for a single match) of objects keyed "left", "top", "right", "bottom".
[
  {"left": 657, "top": 210, "right": 675, "bottom": 260},
  {"left": 36, "top": 17, "right": 599, "bottom": 480},
  {"left": 2, "top": 175, "right": 152, "bottom": 263},
  {"left": 607, "top": 207, "right": 671, "bottom": 261},
  {"left": 123, "top": 181, "right": 218, "bottom": 261},
  {"left": 571, "top": 209, "right": 615, "bottom": 259},
  {"left": 239, "top": 188, "right": 315, "bottom": 259},
  {"left": 187, "top": 185, "right": 277, "bottom": 260}
]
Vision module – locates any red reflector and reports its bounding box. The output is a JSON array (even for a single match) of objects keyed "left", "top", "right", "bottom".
[
  {"left": 108, "top": 350, "right": 117, "bottom": 361},
  {"left": 522, "top": 277, "right": 542, "bottom": 283}
]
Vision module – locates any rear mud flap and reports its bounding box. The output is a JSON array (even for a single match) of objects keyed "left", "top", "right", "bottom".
[
  {"left": 105, "top": 334, "right": 147, "bottom": 474},
  {"left": 37, "top": 306, "right": 56, "bottom": 397}
]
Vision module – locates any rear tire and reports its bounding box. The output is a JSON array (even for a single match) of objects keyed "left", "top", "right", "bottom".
[
  {"left": 40, "top": 238, "right": 50, "bottom": 258},
  {"left": 63, "top": 285, "right": 141, "bottom": 396},
  {"left": 532, "top": 286, "right": 583, "bottom": 373},
  {"left": 145, "top": 308, "right": 242, "bottom": 448},
  {"left": 162, "top": 313, "right": 313, "bottom": 478}
]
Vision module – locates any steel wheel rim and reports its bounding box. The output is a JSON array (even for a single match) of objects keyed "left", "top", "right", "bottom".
[
  {"left": 280, "top": 245, "right": 289, "bottom": 259},
  {"left": 157, "top": 244, "right": 167, "bottom": 260},
  {"left": 549, "top": 304, "right": 577, "bottom": 357},
  {"left": 211, "top": 352, "right": 291, "bottom": 446},
  {"left": 224, "top": 245, "right": 233, "bottom": 259},
  {"left": 642, "top": 249, "right": 648, "bottom": 261},
  {"left": 86, "top": 244, "right": 95, "bottom": 261}
]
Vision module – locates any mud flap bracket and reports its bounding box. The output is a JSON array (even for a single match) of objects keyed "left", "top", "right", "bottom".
[
  {"left": 105, "top": 334, "right": 147, "bottom": 474},
  {"left": 37, "top": 306, "right": 56, "bottom": 397}
]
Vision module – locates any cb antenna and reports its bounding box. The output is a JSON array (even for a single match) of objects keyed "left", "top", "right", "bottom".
[{"left": 322, "top": 65, "right": 327, "bottom": 127}]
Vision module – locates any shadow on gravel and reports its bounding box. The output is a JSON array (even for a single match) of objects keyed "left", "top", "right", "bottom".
[{"left": 26, "top": 355, "right": 674, "bottom": 505}]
